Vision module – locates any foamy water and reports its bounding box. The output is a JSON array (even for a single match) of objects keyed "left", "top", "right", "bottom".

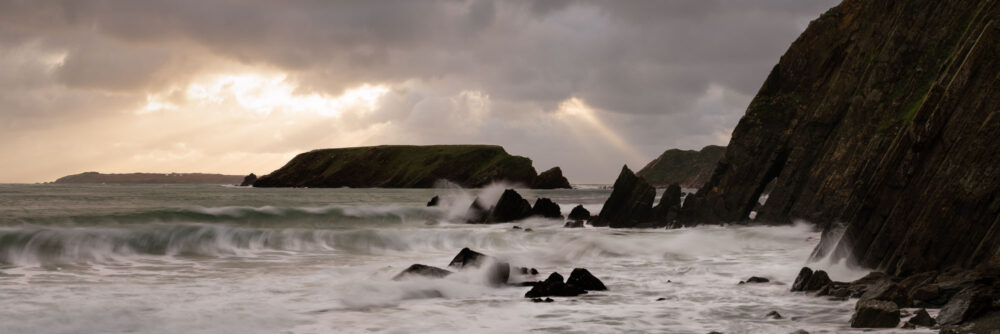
[{"left": 0, "top": 184, "right": 923, "bottom": 334}]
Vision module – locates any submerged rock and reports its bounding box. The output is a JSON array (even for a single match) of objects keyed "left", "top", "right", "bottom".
[
  {"left": 531, "top": 167, "right": 572, "bottom": 189},
  {"left": 591, "top": 165, "right": 657, "bottom": 228},
  {"left": 563, "top": 221, "right": 584, "bottom": 228},
  {"left": 743, "top": 276, "right": 770, "bottom": 284},
  {"left": 426, "top": 195, "right": 440, "bottom": 207},
  {"left": 393, "top": 264, "right": 452, "bottom": 280},
  {"left": 765, "top": 310, "right": 783, "bottom": 319},
  {"left": 568, "top": 205, "right": 591, "bottom": 221},
  {"left": 447, "top": 247, "right": 510, "bottom": 286},
  {"left": 239, "top": 173, "right": 257, "bottom": 186},
  {"left": 531, "top": 198, "right": 563, "bottom": 219},
  {"left": 850, "top": 299, "right": 900, "bottom": 328},
  {"left": 531, "top": 297, "right": 554, "bottom": 303},
  {"left": 466, "top": 198, "right": 490, "bottom": 223},
  {"left": 524, "top": 272, "right": 587, "bottom": 298},
  {"left": 907, "top": 308, "right": 936, "bottom": 327},
  {"left": 566, "top": 268, "right": 607, "bottom": 291}
]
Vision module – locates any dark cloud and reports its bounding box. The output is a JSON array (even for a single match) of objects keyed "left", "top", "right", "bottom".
[{"left": 0, "top": 0, "right": 839, "bottom": 182}]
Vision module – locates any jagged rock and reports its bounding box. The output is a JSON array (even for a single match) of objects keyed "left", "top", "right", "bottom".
[
  {"left": 426, "top": 196, "right": 440, "bottom": 207},
  {"left": 568, "top": 205, "right": 591, "bottom": 221},
  {"left": 592, "top": 165, "right": 657, "bottom": 228},
  {"left": 489, "top": 189, "right": 533, "bottom": 223},
  {"left": 907, "top": 308, "right": 936, "bottom": 327},
  {"left": 940, "top": 311, "right": 1000, "bottom": 334},
  {"left": 850, "top": 299, "right": 900, "bottom": 328},
  {"left": 861, "top": 279, "right": 908, "bottom": 307},
  {"left": 566, "top": 268, "right": 607, "bottom": 291},
  {"left": 791, "top": 267, "right": 813, "bottom": 292},
  {"left": 766, "top": 311, "right": 783, "bottom": 319},
  {"left": 393, "top": 264, "right": 452, "bottom": 280},
  {"left": 937, "top": 285, "right": 994, "bottom": 326},
  {"left": 563, "top": 221, "right": 584, "bottom": 228},
  {"left": 531, "top": 167, "right": 572, "bottom": 189},
  {"left": 239, "top": 173, "right": 257, "bottom": 186},
  {"left": 466, "top": 198, "right": 490, "bottom": 223},
  {"left": 651, "top": 183, "right": 682, "bottom": 225},
  {"left": 447, "top": 247, "right": 510, "bottom": 286},
  {"left": 804, "top": 270, "right": 832, "bottom": 292},
  {"left": 531, "top": 198, "right": 563, "bottom": 219},
  {"left": 524, "top": 272, "right": 587, "bottom": 298}
]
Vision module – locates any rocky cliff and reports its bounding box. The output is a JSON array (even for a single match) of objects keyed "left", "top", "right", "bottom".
[
  {"left": 680, "top": 0, "right": 1000, "bottom": 275},
  {"left": 636, "top": 145, "right": 725, "bottom": 188},
  {"left": 53, "top": 172, "right": 245, "bottom": 184},
  {"left": 254, "top": 145, "right": 568, "bottom": 189}
]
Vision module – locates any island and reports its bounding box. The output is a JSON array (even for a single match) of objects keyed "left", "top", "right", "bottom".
[
  {"left": 53, "top": 172, "right": 245, "bottom": 185},
  {"left": 252, "top": 145, "right": 571, "bottom": 189}
]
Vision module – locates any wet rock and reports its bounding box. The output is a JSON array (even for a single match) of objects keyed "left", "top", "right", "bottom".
[
  {"left": 937, "top": 285, "right": 994, "bottom": 325},
  {"left": 651, "top": 183, "right": 683, "bottom": 225},
  {"left": 568, "top": 205, "right": 591, "bottom": 221},
  {"left": 531, "top": 167, "right": 572, "bottom": 189},
  {"left": 426, "top": 195, "right": 440, "bottom": 207},
  {"left": 940, "top": 310, "right": 1000, "bottom": 334},
  {"left": 804, "top": 270, "right": 832, "bottom": 292},
  {"left": 850, "top": 299, "right": 900, "bottom": 328},
  {"left": 531, "top": 297, "right": 554, "bottom": 303},
  {"left": 563, "top": 220, "right": 584, "bottom": 228},
  {"left": 524, "top": 272, "right": 587, "bottom": 298},
  {"left": 791, "top": 267, "right": 813, "bottom": 292},
  {"left": 512, "top": 226, "right": 522, "bottom": 230},
  {"left": 447, "top": 247, "right": 510, "bottom": 286},
  {"left": 240, "top": 173, "right": 257, "bottom": 186},
  {"left": 744, "top": 276, "right": 770, "bottom": 284},
  {"left": 566, "top": 268, "right": 607, "bottom": 291},
  {"left": 489, "top": 189, "right": 534, "bottom": 222},
  {"left": 466, "top": 198, "right": 490, "bottom": 223},
  {"left": 907, "top": 308, "right": 936, "bottom": 327},
  {"left": 393, "top": 264, "right": 452, "bottom": 280},
  {"left": 524, "top": 228, "right": 533, "bottom": 232},
  {"left": 766, "top": 310, "right": 783, "bottom": 319},
  {"left": 530, "top": 268, "right": 538, "bottom": 275},
  {"left": 656, "top": 297, "right": 667, "bottom": 301},
  {"left": 591, "top": 165, "right": 657, "bottom": 228},
  {"left": 861, "top": 279, "right": 908, "bottom": 307},
  {"left": 531, "top": 198, "right": 563, "bottom": 219},
  {"left": 911, "top": 284, "right": 942, "bottom": 306},
  {"left": 788, "top": 330, "right": 809, "bottom": 334}
]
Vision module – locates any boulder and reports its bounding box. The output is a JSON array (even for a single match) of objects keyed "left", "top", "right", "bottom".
[
  {"left": 566, "top": 268, "right": 607, "bottom": 291},
  {"left": 393, "top": 264, "right": 452, "bottom": 280},
  {"left": 791, "top": 267, "right": 814, "bottom": 292},
  {"left": 804, "top": 270, "right": 832, "bottom": 292},
  {"left": 591, "top": 165, "right": 657, "bottom": 228},
  {"left": 426, "top": 195, "right": 440, "bottom": 207},
  {"left": 447, "top": 247, "right": 510, "bottom": 286},
  {"left": 531, "top": 198, "right": 563, "bottom": 219},
  {"left": 743, "top": 276, "right": 770, "bottom": 284},
  {"left": 850, "top": 299, "right": 900, "bottom": 328},
  {"left": 861, "top": 279, "right": 908, "bottom": 307},
  {"left": 907, "top": 308, "right": 936, "bottom": 327},
  {"left": 564, "top": 221, "right": 584, "bottom": 228},
  {"left": 524, "top": 272, "right": 587, "bottom": 298},
  {"left": 531, "top": 167, "right": 572, "bottom": 189},
  {"left": 568, "top": 205, "right": 591, "bottom": 221},
  {"left": 239, "top": 173, "right": 258, "bottom": 186},
  {"left": 937, "top": 285, "right": 994, "bottom": 325},
  {"left": 766, "top": 311, "right": 783, "bottom": 319},
  {"left": 488, "top": 189, "right": 533, "bottom": 223}
]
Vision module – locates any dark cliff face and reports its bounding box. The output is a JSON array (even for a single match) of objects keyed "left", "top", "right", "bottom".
[
  {"left": 636, "top": 145, "right": 725, "bottom": 188},
  {"left": 253, "top": 145, "right": 540, "bottom": 188},
  {"left": 681, "top": 0, "right": 1000, "bottom": 275}
]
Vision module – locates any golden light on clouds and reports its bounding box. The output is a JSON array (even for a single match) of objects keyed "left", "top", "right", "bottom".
[
  {"left": 141, "top": 73, "right": 389, "bottom": 116},
  {"left": 557, "top": 97, "right": 647, "bottom": 164}
]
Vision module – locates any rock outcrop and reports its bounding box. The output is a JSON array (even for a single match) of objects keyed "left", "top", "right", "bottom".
[
  {"left": 676, "top": 0, "right": 1000, "bottom": 275},
  {"left": 636, "top": 145, "right": 725, "bottom": 188},
  {"left": 239, "top": 173, "right": 257, "bottom": 186},
  {"left": 567, "top": 205, "right": 591, "bottom": 221},
  {"left": 253, "top": 145, "right": 550, "bottom": 188},
  {"left": 393, "top": 264, "right": 452, "bottom": 280},
  {"left": 531, "top": 198, "right": 563, "bottom": 219},
  {"left": 467, "top": 189, "right": 534, "bottom": 223},
  {"left": 530, "top": 167, "right": 572, "bottom": 189},
  {"left": 591, "top": 165, "right": 657, "bottom": 228},
  {"left": 53, "top": 172, "right": 245, "bottom": 185},
  {"left": 447, "top": 247, "right": 510, "bottom": 286}
]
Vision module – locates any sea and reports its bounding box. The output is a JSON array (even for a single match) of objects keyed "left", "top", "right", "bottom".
[{"left": 0, "top": 183, "right": 931, "bottom": 334}]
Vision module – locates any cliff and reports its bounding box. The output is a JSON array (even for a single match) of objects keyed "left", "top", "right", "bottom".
[
  {"left": 636, "top": 145, "right": 725, "bottom": 188},
  {"left": 253, "top": 145, "right": 567, "bottom": 188},
  {"left": 53, "top": 172, "right": 245, "bottom": 184},
  {"left": 680, "top": 0, "right": 1000, "bottom": 275}
]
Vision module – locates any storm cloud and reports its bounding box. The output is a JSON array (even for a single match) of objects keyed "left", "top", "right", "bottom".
[{"left": 0, "top": 0, "right": 839, "bottom": 183}]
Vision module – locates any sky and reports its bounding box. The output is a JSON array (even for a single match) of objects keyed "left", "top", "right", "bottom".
[{"left": 0, "top": 0, "right": 839, "bottom": 184}]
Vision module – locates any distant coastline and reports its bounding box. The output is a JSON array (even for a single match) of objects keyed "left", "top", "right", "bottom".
[{"left": 52, "top": 172, "right": 245, "bottom": 185}]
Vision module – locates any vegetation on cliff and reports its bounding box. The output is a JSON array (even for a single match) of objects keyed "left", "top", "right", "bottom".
[
  {"left": 636, "top": 145, "right": 725, "bottom": 188},
  {"left": 53, "top": 172, "right": 245, "bottom": 184},
  {"left": 253, "top": 145, "right": 567, "bottom": 188}
]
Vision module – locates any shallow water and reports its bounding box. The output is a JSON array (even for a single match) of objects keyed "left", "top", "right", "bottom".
[{"left": 0, "top": 184, "right": 926, "bottom": 334}]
